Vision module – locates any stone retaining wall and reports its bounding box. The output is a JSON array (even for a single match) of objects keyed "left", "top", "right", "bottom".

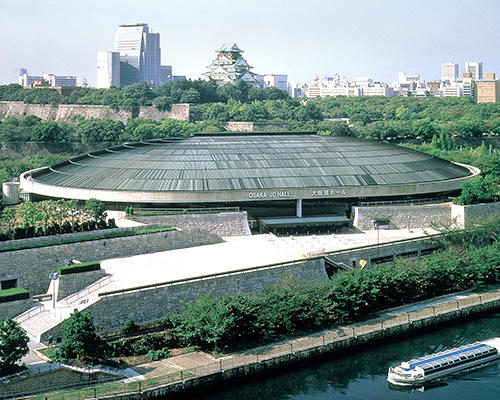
[
  {"left": 0, "top": 229, "right": 222, "bottom": 304},
  {"left": 57, "top": 269, "right": 108, "bottom": 301},
  {"left": 451, "top": 202, "right": 500, "bottom": 228},
  {"left": 353, "top": 201, "right": 500, "bottom": 231},
  {"left": 0, "top": 298, "right": 33, "bottom": 322},
  {"left": 0, "top": 366, "right": 120, "bottom": 398},
  {"left": 42, "top": 258, "right": 327, "bottom": 339},
  {"left": 0, "top": 224, "right": 164, "bottom": 251},
  {"left": 0, "top": 101, "right": 189, "bottom": 122},
  {"left": 352, "top": 203, "right": 451, "bottom": 231},
  {"left": 130, "top": 212, "right": 251, "bottom": 237}
]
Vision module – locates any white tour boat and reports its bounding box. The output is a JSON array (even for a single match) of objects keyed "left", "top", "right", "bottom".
[{"left": 387, "top": 338, "right": 500, "bottom": 386}]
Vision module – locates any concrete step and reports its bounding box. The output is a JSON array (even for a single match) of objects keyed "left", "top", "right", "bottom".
[{"left": 19, "top": 311, "right": 59, "bottom": 339}]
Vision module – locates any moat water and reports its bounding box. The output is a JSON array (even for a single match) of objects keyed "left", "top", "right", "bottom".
[{"left": 179, "top": 313, "right": 500, "bottom": 400}]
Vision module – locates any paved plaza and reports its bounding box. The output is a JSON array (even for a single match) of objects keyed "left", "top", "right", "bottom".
[{"left": 100, "top": 227, "right": 433, "bottom": 291}]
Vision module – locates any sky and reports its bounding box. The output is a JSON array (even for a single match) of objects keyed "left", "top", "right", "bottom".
[{"left": 1, "top": 0, "right": 500, "bottom": 88}]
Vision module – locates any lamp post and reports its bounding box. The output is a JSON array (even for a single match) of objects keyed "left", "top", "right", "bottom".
[{"left": 49, "top": 272, "right": 59, "bottom": 309}]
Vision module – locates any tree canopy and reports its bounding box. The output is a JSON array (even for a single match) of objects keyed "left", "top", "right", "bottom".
[{"left": 0, "top": 318, "right": 29, "bottom": 376}]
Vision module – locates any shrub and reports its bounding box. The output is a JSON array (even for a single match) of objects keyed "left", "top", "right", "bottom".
[
  {"left": 0, "top": 288, "right": 30, "bottom": 303},
  {"left": 123, "top": 319, "right": 138, "bottom": 334},
  {"left": 57, "top": 261, "right": 101, "bottom": 275},
  {"left": 107, "top": 218, "right": 117, "bottom": 228},
  {"left": 148, "top": 348, "right": 170, "bottom": 361},
  {"left": 12, "top": 227, "right": 25, "bottom": 240}
]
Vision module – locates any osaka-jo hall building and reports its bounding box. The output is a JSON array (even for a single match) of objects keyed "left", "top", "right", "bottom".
[{"left": 20, "top": 132, "right": 478, "bottom": 232}]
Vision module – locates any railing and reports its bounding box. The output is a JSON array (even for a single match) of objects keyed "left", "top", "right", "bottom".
[
  {"left": 359, "top": 196, "right": 450, "bottom": 207},
  {"left": 131, "top": 207, "right": 240, "bottom": 215},
  {"left": 10, "top": 288, "right": 500, "bottom": 400},
  {"left": 13, "top": 303, "right": 44, "bottom": 325},
  {"left": 60, "top": 276, "right": 113, "bottom": 307}
]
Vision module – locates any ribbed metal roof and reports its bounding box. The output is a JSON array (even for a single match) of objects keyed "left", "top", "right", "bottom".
[{"left": 30, "top": 133, "right": 471, "bottom": 193}]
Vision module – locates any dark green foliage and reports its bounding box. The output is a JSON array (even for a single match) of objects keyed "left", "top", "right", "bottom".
[
  {"left": 109, "top": 333, "right": 169, "bottom": 357},
  {"left": 0, "top": 318, "right": 29, "bottom": 375},
  {"left": 107, "top": 218, "right": 117, "bottom": 228},
  {"left": 56, "top": 261, "right": 100, "bottom": 276},
  {"left": 123, "top": 319, "right": 138, "bottom": 334},
  {"left": 0, "top": 288, "right": 30, "bottom": 303},
  {"left": 166, "top": 220, "right": 500, "bottom": 350},
  {"left": 55, "top": 310, "right": 104, "bottom": 363},
  {"left": 454, "top": 176, "right": 500, "bottom": 205}
]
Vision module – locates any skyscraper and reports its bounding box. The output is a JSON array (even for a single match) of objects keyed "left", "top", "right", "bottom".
[
  {"left": 465, "top": 62, "right": 483, "bottom": 81},
  {"left": 441, "top": 62, "right": 459, "bottom": 83},
  {"left": 97, "top": 52, "right": 121, "bottom": 89},
  {"left": 114, "top": 23, "right": 161, "bottom": 87}
]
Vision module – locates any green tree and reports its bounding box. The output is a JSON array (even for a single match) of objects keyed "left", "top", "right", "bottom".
[
  {"left": 84, "top": 199, "right": 107, "bottom": 225},
  {"left": 30, "top": 121, "right": 64, "bottom": 143},
  {"left": 168, "top": 292, "right": 237, "bottom": 350},
  {"left": 55, "top": 310, "right": 104, "bottom": 362},
  {"left": 0, "top": 318, "right": 29, "bottom": 375},
  {"left": 454, "top": 176, "right": 500, "bottom": 205}
]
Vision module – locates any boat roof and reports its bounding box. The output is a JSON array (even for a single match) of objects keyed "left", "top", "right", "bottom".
[{"left": 404, "top": 343, "right": 495, "bottom": 371}]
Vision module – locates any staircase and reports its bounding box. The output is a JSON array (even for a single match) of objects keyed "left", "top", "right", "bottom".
[{"left": 15, "top": 276, "right": 120, "bottom": 343}]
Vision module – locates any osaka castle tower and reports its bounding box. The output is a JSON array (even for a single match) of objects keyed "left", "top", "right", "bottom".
[{"left": 203, "top": 43, "right": 261, "bottom": 86}]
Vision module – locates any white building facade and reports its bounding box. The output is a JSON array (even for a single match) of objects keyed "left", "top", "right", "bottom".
[
  {"left": 465, "top": 62, "right": 483, "bottom": 81},
  {"left": 441, "top": 62, "right": 459, "bottom": 83},
  {"left": 97, "top": 52, "right": 121, "bottom": 89}
]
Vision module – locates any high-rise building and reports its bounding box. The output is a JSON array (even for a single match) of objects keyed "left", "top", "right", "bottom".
[
  {"left": 97, "top": 52, "right": 121, "bottom": 89},
  {"left": 441, "top": 62, "right": 459, "bottom": 83},
  {"left": 257, "top": 74, "right": 288, "bottom": 92},
  {"left": 114, "top": 23, "right": 161, "bottom": 87},
  {"left": 465, "top": 62, "right": 483, "bottom": 81},
  {"left": 160, "top": 65, "right": 173, "bottom": 84},
  {"left": 475, "top": 73, "right": 500, "bottom": 103},
  {"left": 202, "top": 43, "right": 261, "bottom": 87}
]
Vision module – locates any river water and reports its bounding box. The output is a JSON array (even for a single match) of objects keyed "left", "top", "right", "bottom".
[{"left": 188, "top": 313, "right": 500, "bottom": 400}]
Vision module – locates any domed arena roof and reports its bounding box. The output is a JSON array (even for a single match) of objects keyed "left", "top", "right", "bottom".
[{"left": 21, "top": 132, "right": 477, "bottom": 205}]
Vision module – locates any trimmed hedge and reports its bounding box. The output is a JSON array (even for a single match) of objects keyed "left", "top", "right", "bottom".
[
  {"left": 57, "top": 261, "right": 101, "bottom": 276},
  {"left": 0, "top": 288, "right": 30, "bottom": 303}
]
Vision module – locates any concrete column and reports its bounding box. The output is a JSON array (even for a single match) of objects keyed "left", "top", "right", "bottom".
[{"left": 296, "top": 199, "right": 303, "bottom": 217}]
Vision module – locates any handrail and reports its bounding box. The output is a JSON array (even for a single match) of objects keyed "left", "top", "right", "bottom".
[
  {"left": 14, "top": 303, "right": 44, "bottom": 324},
  {"left": 61, "top": 276, "right": 113, "bottom": 306}
]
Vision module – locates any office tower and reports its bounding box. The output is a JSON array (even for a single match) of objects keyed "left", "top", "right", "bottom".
[
  {"left": 475, "top": 73, "right": 500, "bottom": 103},
  {"left": 465, "top": 62, "right": 483, "bottom": 81},
  {"left": 97, "top": 52, "right": 121, "bottom": 89},
  {"left": 441, "top": 62, "right": 459, "bottom": 83},
  {"left": 114, "top": 23, "right": 161, "bottom": 87}
]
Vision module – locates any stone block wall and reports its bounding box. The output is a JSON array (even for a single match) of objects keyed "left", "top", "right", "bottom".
[
  {"left": 0, "top": 229, "right": 222, "bottom": 300},
  {"left": 0, "top": 224, "right": 164, "bottom": 251},
  {"left": 0, "top": 101, "right": 189, "bottom": 122},
  {"left": 352, "top": 203, "right": 452, "bottom": 230},
  {"left": 451, "top": 202, "right": 500, "bottom": 228},
  {"left": 0, "top": 366, "right": 120, "bottom": 398},
  {"left": 0, "top": 298, "right": 33, "bottom": 322},
  {"left": 43, "top": 258, "right": 327, "bottom": 334},
  {"left": 130, "top": 212, "right": 251, "bottom": 237},
  {"left": 57, "top": 269, "right": 108, "bottom": 301}
]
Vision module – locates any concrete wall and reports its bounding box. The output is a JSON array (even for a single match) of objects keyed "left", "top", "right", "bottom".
[
  {"left": 0, "top": 229, "right": 222, "bottom": 299},
  {"left": 353, "top": 203, "right": 452, "bottom": 230},
  {"left": 0, "top": 101, "right": 189, "bottom": 122},
  {"left": 129, "top": 212, "right": 251, "bottom": 237},
  {"left": 42, "top": 258, "right": 327, "bottom": 337}
]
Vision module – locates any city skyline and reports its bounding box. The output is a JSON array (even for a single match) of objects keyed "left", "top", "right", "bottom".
[{"left": 1, "top": 0, "right": 499, "bottom": 88}]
